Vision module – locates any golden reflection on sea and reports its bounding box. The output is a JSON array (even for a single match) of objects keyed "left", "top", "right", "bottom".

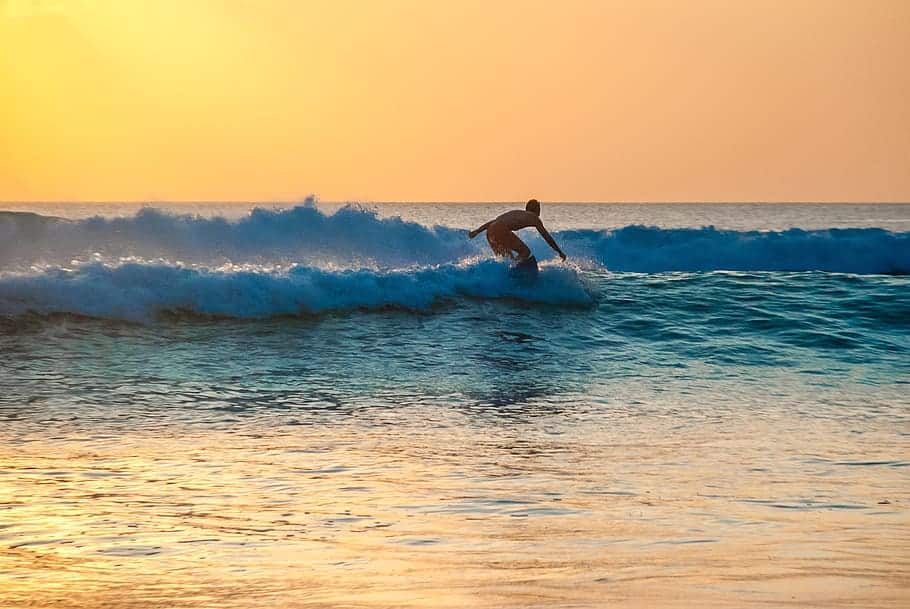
[{"left": 1, "top": 416, "right": 908, "bottom": 608}]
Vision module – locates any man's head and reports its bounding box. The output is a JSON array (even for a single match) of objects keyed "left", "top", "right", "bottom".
[{"left": 526, "top": 199, "right": 541, "bottom": 216}]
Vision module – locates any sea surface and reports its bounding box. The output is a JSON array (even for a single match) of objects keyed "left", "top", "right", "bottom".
[{"left": 1, "top": 202, "right": 908, "bottom": 608}]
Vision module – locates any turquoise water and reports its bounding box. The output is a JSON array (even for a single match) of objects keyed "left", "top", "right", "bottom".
[
  {"left": 1, "top": 203, "right": 908, "bottom": 607},
  {"left": 3, "top": 269, "right": 907, "bottom": 431}
]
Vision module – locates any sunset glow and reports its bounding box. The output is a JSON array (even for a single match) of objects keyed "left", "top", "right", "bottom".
[{"left": 2, "top": 0, "right": 909, "bottom": 202}]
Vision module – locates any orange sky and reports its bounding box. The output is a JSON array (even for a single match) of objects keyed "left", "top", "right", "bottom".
[{"left": 1, "top": 0, "right": 908, "bottom": 202}]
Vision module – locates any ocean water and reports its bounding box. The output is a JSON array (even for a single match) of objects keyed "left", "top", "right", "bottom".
[{"left": 1, "top": 202, "right": 908, "bottom": 608}]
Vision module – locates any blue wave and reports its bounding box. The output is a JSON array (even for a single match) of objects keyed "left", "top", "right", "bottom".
[
  {"left": 1, "top": 205, "right": 908, "bottom": 274},
  {"left": 556, "top": 225, "right": 910, "bottom": 274},
  {"left": 0, "top": 261, "right": 594, "bottom": 321}
]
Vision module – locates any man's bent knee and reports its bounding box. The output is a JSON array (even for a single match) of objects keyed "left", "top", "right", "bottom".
[{"left": 514, "top": 241, "right": 531, "bottom": 260}]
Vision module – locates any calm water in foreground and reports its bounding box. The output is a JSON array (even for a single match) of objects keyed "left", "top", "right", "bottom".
[{"left": 1, "top": 203, "right": 908, "bottom": 607}]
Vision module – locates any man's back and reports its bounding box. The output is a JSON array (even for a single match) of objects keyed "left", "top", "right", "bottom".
[{"left": 492, "top": 209, "right": 540, "bottom": 232}]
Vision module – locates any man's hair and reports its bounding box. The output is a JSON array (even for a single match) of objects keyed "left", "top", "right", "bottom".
[{"left": 526, "top": 199, "right": 541, "bottom": 215}]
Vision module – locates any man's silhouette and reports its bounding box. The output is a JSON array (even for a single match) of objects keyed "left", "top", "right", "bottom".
[{"left": 468, "top": 199, "right": 566, "bottom": 262}]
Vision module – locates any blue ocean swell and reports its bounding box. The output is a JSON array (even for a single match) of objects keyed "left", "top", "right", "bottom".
[
  {"left": 2, "top": 206, "right": 908, "bottom": 274},
  {"left": 593, "top": 271, "right": 909, "bottom": 369},
  {"left": 552, "top": 225, "right": 910, "bottom": 274},
  {"left": 1, "top": 264, "right": 906, "bottom": 377}
]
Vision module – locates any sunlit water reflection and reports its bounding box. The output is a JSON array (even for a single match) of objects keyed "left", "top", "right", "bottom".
[{"left": 2, "top": 409, "right": 908, "bottom": 608}]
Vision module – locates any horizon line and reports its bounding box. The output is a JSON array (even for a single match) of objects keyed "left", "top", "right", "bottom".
[{"left": 2, "top": 200, "right": 909, "bottom": 206}]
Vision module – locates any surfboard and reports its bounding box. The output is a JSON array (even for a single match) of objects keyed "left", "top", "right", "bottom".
[{"left": 510, "top": 255, "right": 538, "bottom": 281}]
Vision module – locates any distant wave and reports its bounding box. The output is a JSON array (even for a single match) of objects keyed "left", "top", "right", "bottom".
[
  {"left": 0, "top": 261, "right": 594, "bottom": 321},
  {"left": 1, "top": 204, "right": 908, "bottom": 274},
  {"left": 557, "top": 225, "right": 910, "bottom": 275}
]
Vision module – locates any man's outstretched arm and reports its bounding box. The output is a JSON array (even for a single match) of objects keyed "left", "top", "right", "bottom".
[
  {"left": 468, "top": 221, "right": 492, "bottom": 239},
  {"left": 536, "top": 222, "right": 567, "bottom": 260}
]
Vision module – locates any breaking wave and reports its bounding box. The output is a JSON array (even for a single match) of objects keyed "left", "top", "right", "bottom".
[
  {"left": 0, "top": 202, "right": 473, "bottom": 269},
  {"left": 1, "top": 204, "right": 907, "bottom": 274},
  {"left": 1, "top": 203, "right": 908, "bottom": 321},
  {"left": 0, "top": 260, "right": 594, "bottom": 322}
]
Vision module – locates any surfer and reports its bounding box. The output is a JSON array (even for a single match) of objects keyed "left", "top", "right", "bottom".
[{"left": 468, "top": 199, "right": 567, "bottom": 262}]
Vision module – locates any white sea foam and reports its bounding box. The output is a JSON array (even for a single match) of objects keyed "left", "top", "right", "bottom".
[{"left": 0, "top": 260, "right": 594, "bottom": 321}]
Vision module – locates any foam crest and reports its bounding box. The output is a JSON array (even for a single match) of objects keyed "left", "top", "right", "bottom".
[
  {"left": 0, "top": 261, "right": 594, "bottom": 321},
  {"left": 0, "top": 201, "right": 476, "bottom": 269}
]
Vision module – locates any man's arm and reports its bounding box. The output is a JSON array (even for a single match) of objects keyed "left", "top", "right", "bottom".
[
  {"left": 535, "top": 221, "right": 567, "bottom": 260},
  {"left": 468, "top": 221, "right": 492, "bottom": 239}
]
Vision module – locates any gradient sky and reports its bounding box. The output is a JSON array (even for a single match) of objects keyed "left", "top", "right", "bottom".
[{"left": 1, "top": 0, "right": 908, "bottom": 202}]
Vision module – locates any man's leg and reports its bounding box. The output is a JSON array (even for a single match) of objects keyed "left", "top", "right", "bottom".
[
  {"left": 486, "top": 224, "right": 512, "bottom": 257},
  {"left": 486, "top": 224, "right": 530, "bottom": 260},
  {"left": 494, "top": 231, "right": 531, "bottom": 262},
  {"left": 505, "top": 233, "right": 531, "bottom": 261}
]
